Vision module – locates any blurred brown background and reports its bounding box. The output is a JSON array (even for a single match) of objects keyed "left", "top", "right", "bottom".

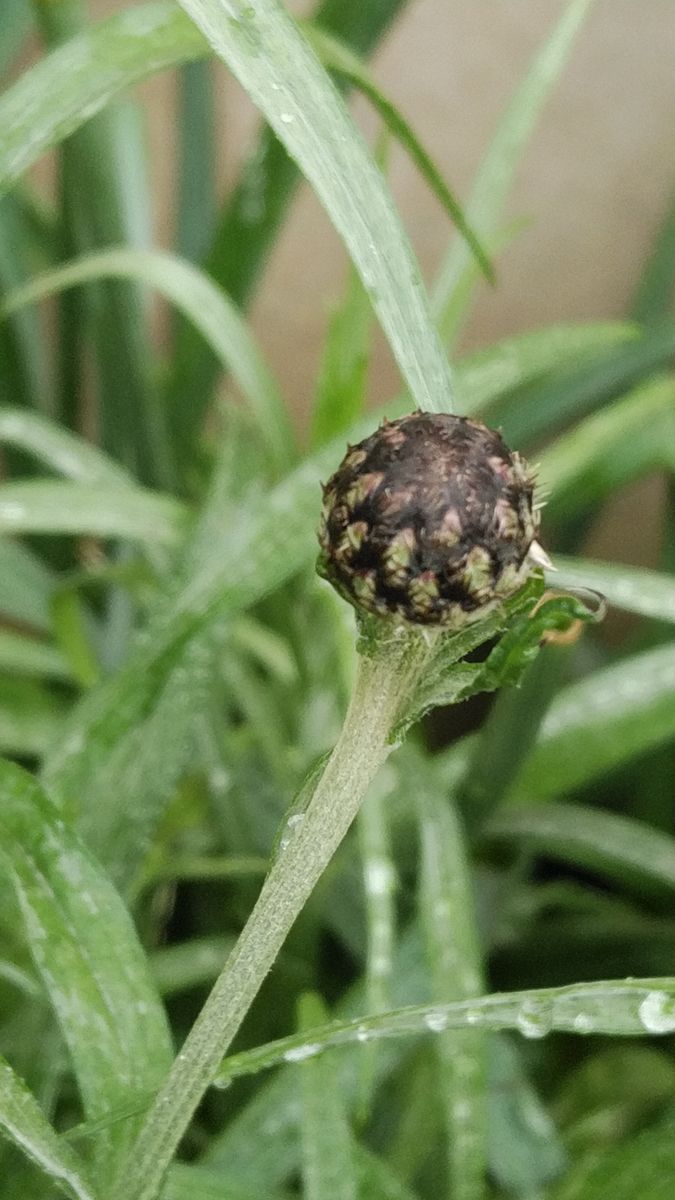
[{"left": 37, "top": 1, "right": 675, "bottom": 424}]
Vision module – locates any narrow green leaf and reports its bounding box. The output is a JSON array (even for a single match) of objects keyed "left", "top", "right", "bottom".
[
  {"left": 144, "top": 855, "right": 267, "bottom": 886},
  {"left": 51, "top": 589, "right": 100, "bottom": 690},
  {"left": 356, "top": 773, "right": 397, "bottom": 1109},
  {"left": 150, "top": 935, "right": 235, "bottom": 997},
  {"left": 177, "top": 0, "right": 456, "bottom": 415},
  {"left": 1, "top": 248, "right": 295, "bottom": 476},
  {"left": 60, "top": 626, "right": 218, "bottom": 893},
  {"left": 508, "top": 642, "right": 675, "bottom": 804},
  {"left": 0, "top": 406, "right": 131, "bottom": 486},
  {"left": 432, "top": 0, "right": 594, "bottom": 340},
  {"left": 163, "top": 1164, "right": 293, "bottom": 1199},
  {"left": 459, "top": 321, "right": 637, "bottom": 416},
  {"left": 0, "top": 677, "right": 65, "bottom": 757},
  {"left": 487, "top": 1036, "right": 567, "bottom": 1195},
  {"left": 202, "top": 927, "right": 429, "bottom": 1190},
  {"left": 550, "top": 556, "right": 675, "bottom": 626},
  {"left": 490, "top": 326, "right": 675, "bottom": 450},
  {"left": 311, "top": 260, "right": 373, "bottom": 448},
  {"left": 0, "top": 3, "right": 207, "bottom": 196},
  {"left": 0, "top": 759, "right": 173, "bottom": 1161},
  {"left": 0, "top": 193, "right": 50, "bottom": 413},
  {"left": 176, "top": 59, "right": 216, "bottom": 263},
  {"left": 358, "top": 776, "right": 396, "bottom": 1019},
  {"left": 0, "top": 480, "right": 187, "bottom": 547},
  {"left": 554, "top": 1044, "right": 675, "bottom": 1152},
  {"left": 631, "top": 184, "right": 675, "bottom": 326},
  {"left": 551, "top": 1117, "right": 675, "bottom": 1200},
  {"left": 0, "top": 629, "right": 72, "bottom": 681},
  {"left": 297, "top": 992, "right": 357, "bottom": 1200},
  {"left": 165, "top": 0, "right": 408, "bottom": 463},
  {"left": 303, "top": 23, "right": 493, "bottom": 281},
  {"left": 0, "top": 1054, "right": 94, "bottom": 1200},
  {"left": 540, "top": 375, "right": 675, "bottom": 521},
  {"left": 214, "top": 978, "right": 675, "bottom": 1088},
  {"left": 0, "top": 0, "right": 32, "bottom": 79},
  {"left": 32, "top": 3, "right": 171, "bottom": 487},
  {"left": 354, "top": 1145, "right": 421, "bottom": 1200},
  {"left": 485, "top": 803, "right": 675, "bottom": 894},
  {"left": 418, "top": 785, "right": 486, "bottom": 1200}
]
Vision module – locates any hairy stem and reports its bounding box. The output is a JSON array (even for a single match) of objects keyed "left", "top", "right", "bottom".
[{"left": 113, "top": 629, "right": 431, "bottom": 1200}]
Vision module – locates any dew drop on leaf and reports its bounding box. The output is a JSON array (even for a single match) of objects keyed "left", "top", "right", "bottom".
[
  {"left": 516, "top": 998, "right": 553, "bottom": 1040},
  {"left": 638, "top": 990, "right": 675, "bottom": 1034}
]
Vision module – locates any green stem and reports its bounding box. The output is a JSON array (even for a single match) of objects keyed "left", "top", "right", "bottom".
[{"left": 113, "top": 630, "right": 431, "bottom": 1200}]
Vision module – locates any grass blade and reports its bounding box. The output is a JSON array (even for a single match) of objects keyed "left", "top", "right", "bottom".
[
  {"left": 490, "top": 326, "right": 675, "bottom": 449},
  {"left": 0, "top": 3, "right": 207, "bottom": 197},
  {"left": 459, "top": 321, "right": 637, "bottom": 415},
  {"left": 311, "top": 260, "right": 372, "bottom": 447},
  {"left": 0, "top": 406, "right": 131, "bottom": 485},
  {"left": 631, "top": 184, "right": 675, "bottom": 326},
  {"left": 0, "top": 678, "right": 65, "bottom": 758},
  {"left": 418, "top": 783, "right": 486, "bottom": 1200},
  {"left": 166, "top": 0, "right": 407, "bottom": 464},
  {"left": 0, "top": 480, "right": 187, "bottom": 547},
  {"left": 159, "top": 917, "right": 429, "bottom": 1191},
  {"left": 356, "top": 774, "right": 396, "bottom": 1109},
  {"left": 551, "top": 1117, "right": 675, "bottom": 1200},
  {"left": 0, "top": 0, "right": 32, "bottom": 78},
  {"left": 297, "top": 993, "right": 358, "bottom": 1200},
  {"left": 507, "top": 642, "right": 675, "bottom": 804},
  {"left": 0, "top": 194, "right": 50, "bottom": 414},
  {"left": 303, "top": 23, "right": 493, "bottom": 281},
  {"left": 175, "top": 59, "right": 216, "bottom": 263},
  {"left": 436, "top": 639, "right": 675, "bottom": 813},
  {"left": 487, "top": 1035, "right": 567, "bottom": 1194},
  {"left": 485, "top": 803, "right": 675, "bottom": 895},
  {"left": 0, "top": 538, "right": 56, "bottom": 631},
  {"left": 0, "top": 759, "right": 173, "bottom": 1164},
  {"left": 214, "top": 978, "right": 675, "bottom": 1088},
  {"left": 1, "top": 248, "right": 295, "bottom": 476},
  {"left": 177, "top": 0, "right": 456, "bottom": 416},
  {"left": 150, "top": 935, "right": 235, "bottom": 997},
  {"left": 163, "top": 1164, "right": 293, "bottom": 1199},
  {"left": 32, "top": 2, "right": 171, "bottom": 488},
  {"left": 540, "top": 375, "right": 675, "bottom": 522},
  {"left": 0, "top": 629, "right": 72, "bottom": 681},
  {"left": 432, "top": 0, "right": 594, "bottom": 341},
  {"left": 0, "top": 1055, "right": 94, "bottom": 1200}
]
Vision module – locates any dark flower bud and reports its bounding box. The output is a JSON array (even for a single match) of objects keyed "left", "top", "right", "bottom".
[{"left": 317, "top": 412, "right": 549, "bottom": 627}]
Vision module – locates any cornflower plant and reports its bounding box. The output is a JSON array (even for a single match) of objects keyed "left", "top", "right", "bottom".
[{"left": 0, "top": 2, "right": 674, "bottom": 1200}]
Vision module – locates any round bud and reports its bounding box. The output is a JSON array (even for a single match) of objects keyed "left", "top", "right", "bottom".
[{"left": 317, "top": 412, "right": 545, "bottom": 628}]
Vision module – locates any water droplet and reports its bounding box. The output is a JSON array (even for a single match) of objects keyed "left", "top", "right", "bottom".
[
  {"left": 283, "top": 1042, "right": 321, "bottom": 1063},
  {"left": 516, "top": 998, "right": 552, "bottom": 1040},
  {"left": 365, "top": 859, "right": 393, "bottom": 895},
  {"left": 279, "top": 112, "right": 295, "bottom": 124},
  {"left": 278, "top": 812, "right": 304, "bottom": 852},
  {"left": 356, "top": 1025, "right": 370, "bottom": 1043},
  {"left": 638, "top": 990, "right": 675, "bottom": 1034},
  {"left": 573, "top": 1013, "right": 594, "bottom": 1034},
  {"left": 424, "top": 1010, "right": 448, "bottom": 1033}
]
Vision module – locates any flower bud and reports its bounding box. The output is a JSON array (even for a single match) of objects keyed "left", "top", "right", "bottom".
[{"left": 317, "top": 412, "right": 545, "bottom": 627}]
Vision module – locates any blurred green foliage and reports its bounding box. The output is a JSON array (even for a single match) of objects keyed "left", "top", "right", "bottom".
[{"left": 0, "top": 2, "right": 673, "bottom": 1199}]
